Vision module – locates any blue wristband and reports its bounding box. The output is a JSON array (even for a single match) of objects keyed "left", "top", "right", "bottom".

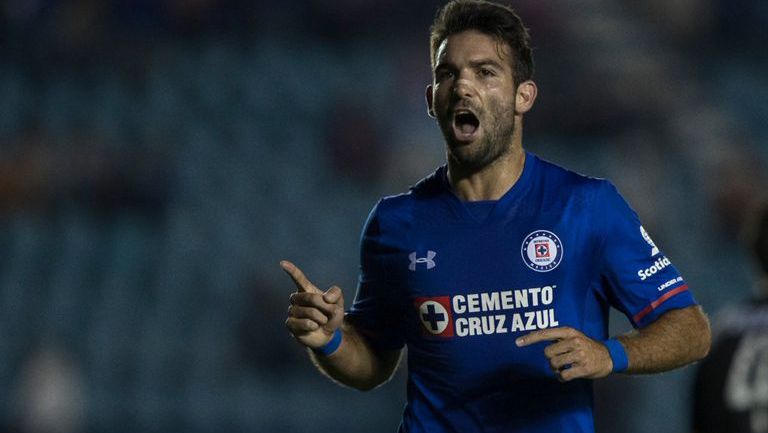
[
  {"left": 314, "top": 329, "right": 343, "bottom": 356},
  {"left": 604, "top": 338, "right": 629, "bottom": 372}
]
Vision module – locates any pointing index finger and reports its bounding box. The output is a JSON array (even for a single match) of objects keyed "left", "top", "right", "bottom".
[
  {"left": 280, "top": 260, "right": 320, "bottom": 294},
  {"left": 516, "top": 327, "right": 577, "bottom": 347}
]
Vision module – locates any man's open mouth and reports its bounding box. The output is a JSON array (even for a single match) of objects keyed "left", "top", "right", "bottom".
[{"left": 452, "top": 110, "right": 480, "bottom": 141}]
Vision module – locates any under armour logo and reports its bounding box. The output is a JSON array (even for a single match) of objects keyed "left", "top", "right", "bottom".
[{"left": 409, "top": 251, "right": 437, "bottom": 271}]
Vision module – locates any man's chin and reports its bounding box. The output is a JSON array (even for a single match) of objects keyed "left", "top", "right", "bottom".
[{"left": 447, "top": 146, "right": 494, "bottom": 172}]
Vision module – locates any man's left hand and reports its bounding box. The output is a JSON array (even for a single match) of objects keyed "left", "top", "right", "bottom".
[{"left": 516, "top": 327, "right": 613, "bottom": 382}]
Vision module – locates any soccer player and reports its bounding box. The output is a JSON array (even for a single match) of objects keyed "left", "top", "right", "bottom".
[
  {"left": 692, "top": 205, "right": 768, "bottom": 433},
  {"left": 283, "top": 1, "right": 711, "bottom": 432}
]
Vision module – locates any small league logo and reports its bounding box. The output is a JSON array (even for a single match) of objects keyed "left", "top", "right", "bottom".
[
  {"left": 640, "top": 226, "right": 660, "bottom": 257},
  {"left": 414, "top": 296, "right": 454, "bottom": 337},
  {"left": 522, "top": 230, "right": 563, "bottom": 272}
]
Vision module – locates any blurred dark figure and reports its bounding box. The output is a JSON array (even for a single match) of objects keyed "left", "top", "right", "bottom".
[
  {"left": 712, "top": 150, "right": 767, "bottom": 239},
  {"left": 692, "top": 203, "right": 768, "bottom": 433}
]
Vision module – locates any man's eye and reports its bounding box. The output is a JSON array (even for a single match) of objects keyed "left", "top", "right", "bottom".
[
  {"left": 436, "top": 70, "right": 454, "bottom": 81},
  {"left": 479, "top": 68, "right": 495, "bottom": 77}
]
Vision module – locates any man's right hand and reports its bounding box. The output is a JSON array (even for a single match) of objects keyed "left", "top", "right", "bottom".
[{"left": 281, "top": 260, "right": 345, "bottom": 349}]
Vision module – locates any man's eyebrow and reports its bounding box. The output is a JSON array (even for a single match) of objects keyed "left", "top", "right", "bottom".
[
  {"left": 468, "top": 59, "right": 504, "bottom": 69},
  {"left": 434, "top": 58, "right": 505, "bottom": 71}
]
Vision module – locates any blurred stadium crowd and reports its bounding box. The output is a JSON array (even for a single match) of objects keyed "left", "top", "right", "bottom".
[{"left": 0, "top": 1, "right": 766, "bottom": 432}]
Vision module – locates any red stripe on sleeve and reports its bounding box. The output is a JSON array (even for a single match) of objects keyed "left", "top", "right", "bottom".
[{"left": 632, "top": 284, "right": 689, "bottom": 324}]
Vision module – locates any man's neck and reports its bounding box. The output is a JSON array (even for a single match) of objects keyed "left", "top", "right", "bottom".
[{"left": 447, "top": 146, "right": 526, "bottom": 202}]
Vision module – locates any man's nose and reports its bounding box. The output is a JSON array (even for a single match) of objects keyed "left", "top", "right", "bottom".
[{"left": 452, "top": 75, "right": 476, "bottom": 100}]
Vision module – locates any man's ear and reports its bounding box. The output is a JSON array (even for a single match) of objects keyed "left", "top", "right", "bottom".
[
  {"left": 515, "top": 80, "right": 538, "bottom": 115},
  {"left": 425, "top": 84, "right": 436, "bottom": 118}
]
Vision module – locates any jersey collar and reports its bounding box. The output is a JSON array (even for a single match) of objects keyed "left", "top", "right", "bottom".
[{"left": 439, "top": 151, "right": 537, "bottom": 224}]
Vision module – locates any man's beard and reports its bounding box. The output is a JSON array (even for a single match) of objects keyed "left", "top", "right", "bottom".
[{"left": 440, "top": 100, "right": 516, "bottom": 172}]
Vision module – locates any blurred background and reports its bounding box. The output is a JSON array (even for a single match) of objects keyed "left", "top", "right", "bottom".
[{"left": 0, "top": 0, "right": 766, "bottom": 432}]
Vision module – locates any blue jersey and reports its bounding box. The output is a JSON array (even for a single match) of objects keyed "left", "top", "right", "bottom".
[{"left": 347, "top": 152, "right": 696, "bottom": 433}]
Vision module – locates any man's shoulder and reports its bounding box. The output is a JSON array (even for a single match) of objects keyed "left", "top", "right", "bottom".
[
  {"left": 533, "top": 154, "right": 607, "bottom": 191},
  {"left": 530, "top": 153, "right": 612, "bottom": 207},
  {"left": 375, "top": 166, "right": 446, "bottom": 213}
]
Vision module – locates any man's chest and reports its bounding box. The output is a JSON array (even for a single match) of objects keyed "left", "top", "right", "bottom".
[
  {"left": 378, "top": 211, "right": 599, "bottom": 341},
  {"left": 381, "top": 211, "right": 594, "bottom": 290}
]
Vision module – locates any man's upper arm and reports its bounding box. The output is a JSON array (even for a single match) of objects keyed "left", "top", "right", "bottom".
[
  {"left": 346, "top": 201, "right": 407, "bottom": 350},
  {"left": 594, "top": 181, "right": 699, "bottom": 328}
]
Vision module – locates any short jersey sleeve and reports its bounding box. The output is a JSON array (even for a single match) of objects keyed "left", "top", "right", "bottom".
[
  {"left": 345, "top": 201, "right": 406, "bottom": 350},
  {"left": 594, "top": 181, "right": 697, "bottom": 328}
]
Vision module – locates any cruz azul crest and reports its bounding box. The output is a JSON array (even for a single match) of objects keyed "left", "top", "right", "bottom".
[{"left": 521, "top": 230, "right": 563, "bottom": 272}]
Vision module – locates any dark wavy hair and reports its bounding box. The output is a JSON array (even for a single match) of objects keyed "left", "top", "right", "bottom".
[{"left": 430, "top": 0, "right": 534, "bottom": 87}]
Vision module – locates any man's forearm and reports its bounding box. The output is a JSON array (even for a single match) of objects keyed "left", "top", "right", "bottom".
[
  {"left": 310, "top": 320, "right": 402, "bottom": 391},
  {"left": 617, "top": 305, "right": 711, "bottom": 374}
]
